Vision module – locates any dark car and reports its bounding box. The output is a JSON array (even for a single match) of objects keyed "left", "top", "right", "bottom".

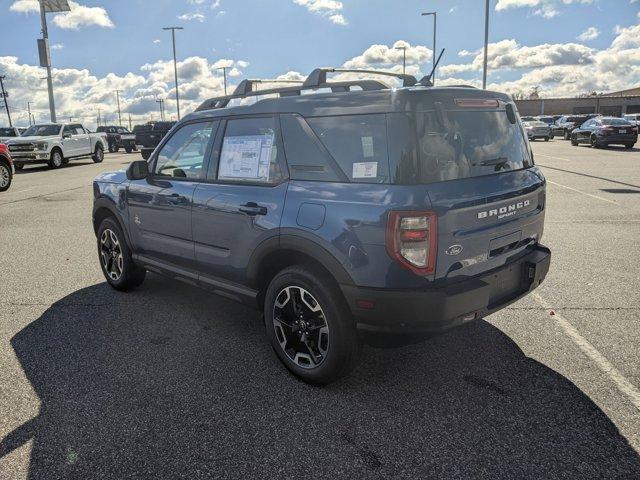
[
  {"left": 97, "top": 126, "right": 136, "bottom": 153},
  {"left": 0, "top": 143, "right": 14, "bottom": 191},
  {"left": 571, "top": 117, "right": 638, "bottom": 149},
  {"left": 555, "top": 114, "right": 596, "bottom": 139},
  {"left": 92, "top": 70, "right": 550, "bottom": 384},
  {"left": 133, "top": 121, "right": 176, "bottom": 160}
]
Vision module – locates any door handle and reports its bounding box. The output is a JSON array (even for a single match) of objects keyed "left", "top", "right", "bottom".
[
  {"left": 167, "top": 193, "right": 187, "bottom": 205},
  {"left": 239, "top": 202, "right": 267, "bottom": 216}
]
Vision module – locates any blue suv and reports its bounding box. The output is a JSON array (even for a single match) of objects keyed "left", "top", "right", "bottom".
[{"left": 92, "top": 69, "right": 551, "bottom": 384}]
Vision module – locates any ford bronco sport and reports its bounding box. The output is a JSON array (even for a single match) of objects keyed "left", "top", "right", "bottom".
[{"left": 92, "top": 68, "right": 551, "bottom": 384}]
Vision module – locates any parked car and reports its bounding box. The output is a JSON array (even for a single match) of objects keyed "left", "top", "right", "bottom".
[
  {"left": 523, "top": 121, "right": 551, "bottom": 141},
  {"left": 520, "top": 116, "right": 536, "bottom": 122},
  {"left": 0, "top": 126, "right": 23, "bottom": 143},
  {"left": 0, "top": 143, "right": 13, "bottom": 191},
  {"left": 623, "top": 114, "right": 640, "bottom": 126},
  {"left": 571, "top": 117, "right": 638, "bottom": 149},
  {"left": 555, "top": 114, "right": 596, "bottom": 140},
  {"left": 534, "top": 116, "right": 556, "bottom": 138},
  {"left": 93, "top": 71, "right": 551, "bottom": 384},
  {"left": 5, "top": 123, "right": 107, "bottom": 170},
  {"left": 133, "top": 121, "right": 176, "bottom": 160}
]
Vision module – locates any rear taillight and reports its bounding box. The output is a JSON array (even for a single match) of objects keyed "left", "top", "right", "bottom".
[
  {"left": 454, "top": 98, "right": 499, "bottom": 108},
  {"left": 602, "top": 127, "right": 616, "bottom": 134},
  {"left": 386, "top": 211, "right": 437, "bottom": 275}
]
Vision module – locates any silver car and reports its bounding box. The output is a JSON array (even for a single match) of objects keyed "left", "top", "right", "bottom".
[{"left": 523, "top": 121, "right": 551, "bottom": 141}]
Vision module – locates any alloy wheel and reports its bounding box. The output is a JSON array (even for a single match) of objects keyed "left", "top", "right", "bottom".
[
  {"left": 52, "top": 152, "right": 62, "bottom": 167},
  {"left": 0, "top": 165, "right": 10, "bottom": 188},
  {"left": 100, "top": 228, "right": 124, "bottom": 281},
  {"left": 272, "top": 286, "right": 329, "bottom": 369}
]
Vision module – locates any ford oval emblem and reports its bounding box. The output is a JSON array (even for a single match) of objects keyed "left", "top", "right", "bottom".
[{"left": 445, "top": 245, "right": 464, "bottom": 256}]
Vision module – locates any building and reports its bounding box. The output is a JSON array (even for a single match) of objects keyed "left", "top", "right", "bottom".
[{"left": 515, "top": 87, "right": 640, "bottom": 117}]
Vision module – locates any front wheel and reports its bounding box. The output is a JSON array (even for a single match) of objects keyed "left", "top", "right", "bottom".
[
  {"left": 590, "top": 136, "right": 600, "bottom": 148},
  {"left": 48, "top": 150, "right": 63, "bottom": 169},
  {"left": 93, "top": 145, "right": 104, "bottom": 163},
  {"left": 0, "top": 161, "right": 12, "bottom": 191},
  {"left": 97, "top": 217, "right": 146, "bottom": 291},
  {"left": 125, "top": 147, "right": 133, "bottom": 154},
  {"left": 571, "top": 138, "right": 579, "bottom": 146},
  {"left": 264, "top": 265, "right": 360, "bottom": 385}
]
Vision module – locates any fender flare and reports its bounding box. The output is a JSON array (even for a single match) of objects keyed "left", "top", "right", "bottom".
[
  {"left": 247, "top": 232, "right": 354, "bottom": 287},
  {"left": 92, "top": 195, "right": 133, "bottom": 249}
]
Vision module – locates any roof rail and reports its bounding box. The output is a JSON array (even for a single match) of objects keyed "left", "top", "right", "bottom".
[
  {"left": 195, "top": 77, "right": 389, "bottom": 111},
  {"left": 303, "top": 68, "right": 417, "bottom": 88}
]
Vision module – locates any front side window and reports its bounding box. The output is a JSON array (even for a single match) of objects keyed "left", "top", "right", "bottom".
[
  {"left": 216, "top": 117, "right": 285, "bottom": 184},
  {"left": 154, "top": 121, "right": 216, "bottom": 179},
  {"left": 307, "top": 114, "right": 390, "bottom": 183}
]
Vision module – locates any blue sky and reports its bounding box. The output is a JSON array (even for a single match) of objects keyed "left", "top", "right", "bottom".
[{"left": 1, "top": 0, "right": 639, "bottom": 126}]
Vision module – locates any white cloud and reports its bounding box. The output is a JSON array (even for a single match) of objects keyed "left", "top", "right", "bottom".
[
  {"left": 293, "top": 0, "right": 348, "bottom": 25},
  {"left": 9, "top": 0, "right": 39, "bottom": 13},
  {"left": 52, "top": 1, "right": 114, "bottom": 30},
  {"left": 153, "top": 39, "right": 161, "bottom": 44},
  {"left": 343, "top": 40, "right": 432, "bottom": 70},
  {"left": 577, "top": 27, "right": 599, "bottom": 41},
  {"left": 178, "top": 12, "right": 206, "bottom": 22},
  {"left": 495, "top": 0, "right": 595, "bottom": 17},
  {"left": 51, "top": 43, "right": 64, "bottom": 50}
]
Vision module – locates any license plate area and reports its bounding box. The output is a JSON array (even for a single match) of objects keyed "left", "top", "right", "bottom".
[
  {"left": 488, "top": 264, "right": 524, "bottom": 306},
  {"left": 619, "top": 129, "right": 626, "bottom": 134}
]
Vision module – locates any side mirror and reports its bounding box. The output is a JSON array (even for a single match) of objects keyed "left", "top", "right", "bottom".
[
  {"left": 505, "top": 104, "right": 517, "bottom": 124},
  {"left": 63, "top": 133, "right": 72, "bottom": 139},
  {"left": 126, "top": 160, "right": 149, "bottom": 180}
]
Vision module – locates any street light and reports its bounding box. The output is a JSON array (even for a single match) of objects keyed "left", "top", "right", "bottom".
[
  {"left": 114, "top": 89, "right": 122, "bottom": 126},
  {"left": 395, "top": 46, "right": 407, "bottom": 75},
  {"left": 217, "top": 66, "right": 230, "bottom": 95},
  {"left": 163, "top": 26, "right": 184, "bottom": 120},
  {"left": 421, "top": 11, "right": 437, "bottom": 85},
  {"left": 482, "top": 0, "right": 490, "bottom": 90},
  {"left": 38, "top": 0, "right": 71, "bottom": 122}
]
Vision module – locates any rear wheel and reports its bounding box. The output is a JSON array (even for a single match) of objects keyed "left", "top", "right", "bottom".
[
  {"left": 0, "top": 161, "right": 12, "bottom": 191},
  {"left": 625, "top": 144, "right": 634, "bottom": 149},
  {"left": 571, "top": 138, "right": 578, "bottom": 146},
  {"left": 544, "top": 136, "right": 549, "bottom": 142},
  {"left": 108, "top": 143, "right": 116, "bottom": 153},
  {"left": 264, "top": 265, "right": 360, "bottom": 385},
  {"left": 48, "top": 149, "right": 63, "bottom": 169},
  {"left": 14, "top": 163, "right": 24, "bottom": 171},
  {"left": 97, "top": 217, "right": 146, "bottom": 291},
  {"left": 125, "top": 147, "right": 132, "bottom": 153},
  {"left": 93, "top": 145, "right": 104, "bottom": 163}
]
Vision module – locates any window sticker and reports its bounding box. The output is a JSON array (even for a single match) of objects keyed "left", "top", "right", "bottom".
[
  {"left": 219, "top": 134, "right": 274, "bottom": 181},
  {"left": 361, "top": 136, "right": 374, "bottom": 158},
  {"left": 352, "top": 162, "right": 378, "bottom": 178}
]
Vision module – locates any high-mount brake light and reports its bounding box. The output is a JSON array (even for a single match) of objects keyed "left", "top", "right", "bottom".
[
  {"left": 386, "top": 211, "right": 437, "bottom": 275},
  {"left": 454, "top": 98, "right": 499, "bottom": 108}
]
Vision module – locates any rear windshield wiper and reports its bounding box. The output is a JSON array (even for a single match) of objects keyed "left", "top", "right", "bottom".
[{"left": 477, "top": 157, "right": 510, "bottom": 171}]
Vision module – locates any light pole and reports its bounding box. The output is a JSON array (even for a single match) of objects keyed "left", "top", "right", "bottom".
[
  {"left": 217, "top": 66, "right": 229, "bottom": 95},
  {"left": 27, "top": 101, "right": 34, "bottom": 125},
  {"left": 421, "top": 11, "right": 437, "bottom": 84},
  {"left": 114, "top": 90, "right": 122, "bottom": 126},
  {"left": 395, "top": 46, "right": 407, "bottom": 75},
  {"left": 482, "top": 0, "right": 490, "bottom": 89},
  {"left": 156, "top": 98, "right": 165, "bottom": 121},
  {"left": 163, "top": 26, "right": 184, "bottom": 119},
  {"left": 0, "top": 76, "right": 11, "bottom": 127}
]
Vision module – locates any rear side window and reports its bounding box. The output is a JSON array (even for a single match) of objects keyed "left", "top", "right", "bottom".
[
  {"left": 307, "top": 114, "right": 390, "bottom": 183},
  {"left": 216, "top": 117, "right": 285, "bottom": 184},
  {"left": 280, "top": 114, "right": 343, "bottom": 182}
]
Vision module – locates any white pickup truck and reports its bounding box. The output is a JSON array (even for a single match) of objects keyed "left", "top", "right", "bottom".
[{"left": 5, "top": 123, "right": 107, "bottom": 170}]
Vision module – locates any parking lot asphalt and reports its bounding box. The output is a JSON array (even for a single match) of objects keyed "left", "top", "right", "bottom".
[{"left": 1, "top": 142, "right": 639, "bottom": 479}]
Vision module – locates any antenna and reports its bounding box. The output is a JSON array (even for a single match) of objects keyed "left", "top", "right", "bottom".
[{"left": 419, "top": 48, "right": 445, "bottom": 86}]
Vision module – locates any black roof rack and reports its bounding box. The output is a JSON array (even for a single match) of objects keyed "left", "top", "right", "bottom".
[{"left": 303, "top": 68, "right": 417, "bottom": 88}]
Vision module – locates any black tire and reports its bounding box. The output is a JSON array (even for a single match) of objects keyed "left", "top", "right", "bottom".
[
  {"left": 125, "top": 147, "right": 133, "bottom": 154},
  {"left": 264, "top": 265, "right": 360, "bottom": 385},
  {"left": 140, "top": 149, "right": 151, "bottom": 160},
  {"left": 0, "top": 160, "right": 12, "bottom": 192},
  {"left": 544, "top": 137, "right": 549, "bottom": 142},
  {"left": 108, "top": 143, "right": 116, "bottom": 153},
  {"left": 93, "top": 145, "right": 104, "bottom": 163},
  {"left": 571, "top": 138, "right": 578, "bottom": 146},
  {"left": 590, "top": 135, "right": 600, "bottom": 149},
  {"left": 564, "top": 130, "right": 570, "bottom": 140},
  {"left": 625, "top": 144, "right": 634, "bottom": 149},
  {"left": 97, "top": 217, "right": 146, "bottom": 291},
  {"left": 14, "top": 163, "right": 24, "bottom": 171},
  {"left": 48, "top": 149, "right": 64, "bottom": 169}
]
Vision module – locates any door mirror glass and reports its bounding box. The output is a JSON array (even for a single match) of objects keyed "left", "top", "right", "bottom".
[{"left": 126, "top": 160, "right": 149, "bottom": 180}]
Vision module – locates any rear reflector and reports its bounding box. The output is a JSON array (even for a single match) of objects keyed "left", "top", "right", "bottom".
[
  {"left": 386, "top": 211, "right": 437, "bottom": 275},
  {"left": 454, "top": 98, "right": 499, "bottom": 108}
]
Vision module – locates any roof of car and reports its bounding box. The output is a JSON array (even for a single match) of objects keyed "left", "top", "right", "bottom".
[{"left": 184, "top": 85, "right": 512, "bottom": 122}]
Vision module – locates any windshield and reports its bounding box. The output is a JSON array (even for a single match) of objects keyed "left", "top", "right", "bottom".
[
  {"left": 602, "top": 118, "right": 631, "bottom": 126},
  {"left": 526, "top": 121, "right": 547, "bottom": 127},
  {"left": 0, "top": 128, "right": 17, "bottom": 137},
  {"left": 566, "top": 116, "right": 587, "bottom": 123},
  {"left": 22, "top": 124, "right": 61, "bottom": 137},
  {"left": 389, "top": 109, "right": 532, "bottom": 185}
]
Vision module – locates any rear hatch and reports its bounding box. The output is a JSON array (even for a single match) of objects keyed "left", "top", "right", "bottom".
[{"left": 388, "top": 89, "right": 545, "bottom": 283}]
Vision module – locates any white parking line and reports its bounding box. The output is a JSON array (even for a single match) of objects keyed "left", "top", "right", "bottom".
[
  {"left": 532, "top": 292, "right": 640, "bottom": 413},
  {"left": 536, "top": 153, "right": 570, "bottom": 162},
  {"left": 546, "top": 180, "right": 618, "bottom": 205}
]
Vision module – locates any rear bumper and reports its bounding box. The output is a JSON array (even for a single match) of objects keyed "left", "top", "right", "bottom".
[
  {"left": 597, "top": 134, "right": 637, "bottom": 144},
  {"left": 341, "top": 244, "right": 551, "bottom": 338}
]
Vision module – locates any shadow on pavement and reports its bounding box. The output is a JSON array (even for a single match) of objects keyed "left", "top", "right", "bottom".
[
  {"left": 2, "top": 276, "right": 639, "bottom": 479},
  {"left": 14, "top": 162, "right": 94, "bottom": 174}
]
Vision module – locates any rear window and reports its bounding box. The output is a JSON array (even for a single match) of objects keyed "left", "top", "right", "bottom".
[
  {"left": 602, "top": 118, "right": 631, "bottom": 126},
  {"left": 307, "top": 114, "right": 390, "bottom": 183},
  {"left": 387, "top": 109, "right": 532, "bottom": 185}
]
